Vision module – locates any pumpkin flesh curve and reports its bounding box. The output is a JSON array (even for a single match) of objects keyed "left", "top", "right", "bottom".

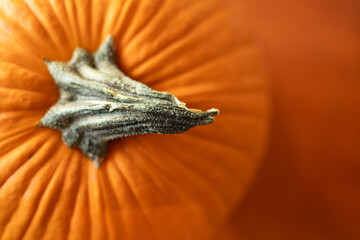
[
  {"left": 0, "top": 0, "right": 270, "bottom": 240},
  {"left": 215, "top": 0, "right": 360, "bottom": 239}
]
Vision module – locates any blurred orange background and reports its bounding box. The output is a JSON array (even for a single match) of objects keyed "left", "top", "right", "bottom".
[{"left": 219, "top": 0, "right": 360, "bottom": 239}]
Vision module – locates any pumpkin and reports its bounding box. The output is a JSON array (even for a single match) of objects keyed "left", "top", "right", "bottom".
[
  {"left": 0, "top": 0, "right": 270, "bottom": 239},
  {"left": 216, "top": 0, "right": 360, "bottom": 239}
]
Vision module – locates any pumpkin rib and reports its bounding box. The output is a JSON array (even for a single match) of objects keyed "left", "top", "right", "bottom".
[
  {"left": 151, "top": 137, "right": 243, "bottom": 205},
  {"left": 63, "top": 1, "right": 84, "bottom": 48},
  {"left": 133, "top": 140, "right": 227, "bottom": 238},
  {"left": 0, "top": 128, "right": 35, "bottom": 149},
  {"left": 1, "top": 161, "right": 60, "bottom": 240},
  {"left": 125, "top": 145, "right": 212, "bottom": 239},
  {"left": 0, "top": 131, "right": 51, "bottom": 187},
  {"left": 128, "top": 141, "right": 191, "bottom": 200},
  {"left": 109, "top": 1, "right": 142, "bottom": 48},
  {"left": 98, "top": 166, "right": 126, "bottom": 239},
  {"left": 0, "top": 1, "right": 56, "bottom": 57},
  {"left": 74, "top": 0, "right": 93, "bottom": 49},
  {"left": 99, "top": 1, "right": 126, "bottom": 44},
  {"left": 135, "top": 138, "right": 229, "bottom": 209},
  {"left": 0, "top": 136, "right": 60, "bottom": 238},
  {"left": 45, "top": 0, "right": 74, "bottom": 51},
  {"left": 157, "top": 74, "right": 264, "bottom": 103},
  {"left": 86, "top": 168, "right": 110, "bottom": 240},
  {"left": 67, "top": 156, "right": 91, "bottom": 240},
  {"left": 132, "top": 143, "right": 189, "bottom": 197},
  {"left": 0, "top": 49, "right": 48, "bottom": 76},
  {"left": 144, "top": 41, "right": 253, "bottom": 88},
  {"left": 94, "top": 0, "right": 107, "bottom": 48},
  {"left": 92, "top": 173, "right": 112, "bottom": 240},
  {"left": 0, "top": 88, "right": 57, "bottom": 111},
  {"left": 122, "top": 0, "right": 165, "bottom": 48},
  {"left": 49, "top": 0, "right": 77, "bottom": 50},
  {"left": 20, "top": 149, "right": 72, "bottom": 240},
  {"left": 184, "top": 132, "right": 254, "bottom": 161},
  {"left": 36, "top": 152, "right": 82, "bottom": 240},
  {"left": 115, "top": 151, "right": 163, "bottom": 238},
  {"left": 109, "top": 154, "right": 155, "bottom": 238},
  {"left": 21, "top": 0, "right": 69, "bottom": 60},
  {"left": 126, "top": 8, "right": 230, "bottom": 73},
  {"left": 163, "top": 73, "right": 262, "bottom": 99}
]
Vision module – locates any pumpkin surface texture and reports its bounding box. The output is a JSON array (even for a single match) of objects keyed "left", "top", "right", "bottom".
[{"left": 0, "top": 1, "right": 270, "bottom": 240}]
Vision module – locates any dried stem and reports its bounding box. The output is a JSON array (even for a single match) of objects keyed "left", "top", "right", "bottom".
[{"left": 40, "top": 36, "right": 219, "bottom": 168}]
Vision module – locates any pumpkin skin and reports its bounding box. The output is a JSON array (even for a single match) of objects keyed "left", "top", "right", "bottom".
[
  {"left": 0, "top": 0, "right": 270, "bottom": 240},
  {"left": 216, "top": 0, "right": 360, "bottom": 239}
]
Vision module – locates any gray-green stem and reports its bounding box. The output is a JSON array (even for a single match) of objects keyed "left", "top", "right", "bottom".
[{"left": 39, "top": 36, "right": 219, "bottom": 168}]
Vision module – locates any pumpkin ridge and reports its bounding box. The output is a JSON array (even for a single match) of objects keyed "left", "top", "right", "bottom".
[
  {"left": 62, "top": 1, "right": 81, "bottom": 47},
  {"left": 127, "top": 7, "right": 231, "bottom": 73},
  {"left": 0, "top": 136, "right": 60, "bottom": 238},
  {"left": 0, "top": 1, "right": 55, "bottom": 57},
  {"left": 67, "top": 155, "right": 91, "bottom": 240},
  {"left": 109, "top": 0, "right": 141, "bottom": 46},
  {"left": 49, "top": 0, "right": 76, "bottom": 50},
  {"left": 107, "top": 154, "right": 155, "bottom": 237},
  {"left": 112, "top": 151, "right": 159, "bottom": 239},
  {"left": 99, "top": 1, "right": 126, "bottom": 42},
  {"left": 139, "top": 138, "right": 227, "bottom": 205},
  {"left": 21, "top": 0, "right": 69, "bottom": 60},
  {"left": 0, "top": 130, "right": 51, "bottom": 186},
  {"left": 20, "top": 150, "right": 71, "bottom": 240},
  {"left": 146, "top": 42, "right": 252, "bottom": 88},
  {"left": 97, "top": 165, "right": 126, "bottom": 239},
  {"left": 41, "top": 153, "right": 83, "bottom": 240},
  {"left": 122, "top": 0, "right": 165, "bottom": 47},
  {"left": 0, "top": 124, "right": 36, "bottom": 143},
  {"left": 86, "top": 170, "right": 110, "bottom": 239},
  {"left": 184, "top": 133, "right": 252, "bottom": 159},
  {"left": 46, "top": 0, "right": 74, "bottom": 49}
]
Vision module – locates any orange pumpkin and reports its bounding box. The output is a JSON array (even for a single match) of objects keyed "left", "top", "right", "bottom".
[
  {"left": 0, "top": 0, "right": 270, "bottom": 239},
  {"left": 216, "top": 0, "right": 360, "bottom": 239}
]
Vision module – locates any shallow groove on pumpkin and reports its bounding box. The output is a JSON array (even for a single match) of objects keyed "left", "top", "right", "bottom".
[
  {"left": 98, "top": 166, "right": 125, "bottom": 239},
  {"left": 156, "top": 138, "right": 235, "bottom": 204},
  {"left": 67, "top": 156, "right": 91, "bottom": 240},
  {"left": 146, "top": 44, "right": 253, "bottom": 88},
  {"left": 108, "top": 0, "right": 140, "bottom": 48},
  {"left": 114, "top": 152, "right": 159, "bottom": 237},
  {"left": 137, "top": 137, "right": 227, "bottom": 210},
  {"left": 127, "top": 7, "right": 231, "bottom": 73},
  {"left": 0, "top": 7, "right": 55, "bottom": 57},
  {"left": 22, "top": 0, "right": 69, "bottom": 60},
  {"left": 46, "top": 0, "right": 73, "bottom": 49},
  {"left": 0, "top": 127, "right": 36, "bottom": 149},
  {"left": 99, "top": 1, "right": 126, "bottom": 44},
  {"left": 0, "top": 131, "right": 51, "bottom": 186},
  {"left": 62, "top": 1, "right": 81, "bottom": 48},
  {"left": 0, "top": 53, "right": 48, "bottom": 76},
  {"left": 87, "top": 168, "right": 110, "bottom": 239},
  {"left": 75, "top": 1, "right": 93, "bottom": 50},
  {"left": 41, "top": 153, "right": 82, "bottom": 240},
  {"left": 19, "top": 149, "right": 72, "bottom": 240},
  {"left": 0, "top": 136, "right": 61, "bottom": 238},
  {"left": 107, "top": 156, "right": 154, "bottom": 238},
  {"left": 122, "top": 0, "right": 164, "bottom": 47},
  {"left": 60, "top": 153, "right": 83, "bottom": 240},
  {"left": 187, "top": 134, "right": 251, "bottom": 169}
]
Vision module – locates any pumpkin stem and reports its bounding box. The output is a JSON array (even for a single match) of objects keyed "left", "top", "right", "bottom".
[{"left": 39, "top": 36, "right": 219, "bottom": 167}]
